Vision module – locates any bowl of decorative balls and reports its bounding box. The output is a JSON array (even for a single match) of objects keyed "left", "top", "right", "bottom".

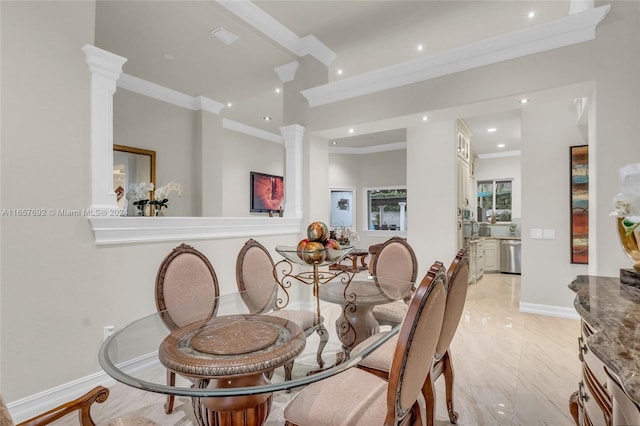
[{"left": 277, "top": 221, "right": 353, "bottom": 265}]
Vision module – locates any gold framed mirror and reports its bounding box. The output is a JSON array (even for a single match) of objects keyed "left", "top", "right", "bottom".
[{"left": 113, "top": 145, "right": 156, "bottom": 214}]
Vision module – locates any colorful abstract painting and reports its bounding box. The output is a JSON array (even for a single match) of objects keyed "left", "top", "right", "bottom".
[{"left": 570, "top": 145, "right": 588, "bottom": 264}]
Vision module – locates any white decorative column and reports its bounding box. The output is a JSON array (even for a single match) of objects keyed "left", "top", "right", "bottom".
[
  {"left": 82, "top": 45, "right": 127, "bottom": 212},
  {"left": 399, "top": 201, "right": 407, "bottom": 231},
  {"left": 280, "top": 124, "right": 305, "bottom": 218}
]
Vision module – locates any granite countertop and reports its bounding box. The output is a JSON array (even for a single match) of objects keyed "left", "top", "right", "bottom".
[{"left": 569, "top": 275, "right": 640, "bottom": 404}]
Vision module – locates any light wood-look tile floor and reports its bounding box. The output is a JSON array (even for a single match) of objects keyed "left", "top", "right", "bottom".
[{"left": 51, "top": 273, "right": 581, "bottom": 425}]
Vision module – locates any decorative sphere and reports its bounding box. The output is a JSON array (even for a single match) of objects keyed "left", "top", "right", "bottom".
[
  {"left": 324, "top": 239, "right": 342, "bottom": 261},
  {"left": 296, "top": 238, "right": 309, "bottom": 260},
  {"left": 302, "top": 241, "right": 326, "bottom": 264},
  {"left": 307, "top": 221, "right": 329, "bottom": 242}
]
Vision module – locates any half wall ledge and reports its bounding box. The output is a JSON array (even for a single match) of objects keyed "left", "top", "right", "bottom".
[{"left": 88, "top": 216, "right": 303, "bottom": 245}]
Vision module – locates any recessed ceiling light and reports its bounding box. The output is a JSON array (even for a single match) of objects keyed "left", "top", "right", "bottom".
[
  {"left": 417, "top": 44, "right": 424, "bottom": 52},
  {"left": 263, "top": 116, "right": 272, "bottom": 121},
  {"left": 422, "top": 115, "right": 430, "bottom": 121},
  {"left": 227, "top": 102, "right": 232, "bottom": 107},
  {"left": 487, "top": 127, "right": 497, "bottom": 133},
  {"left": 211, "top": 27, "right": 239, "bottom": 45},
  {"left": 337, "top": 69, "right": 343, "bottom": 75},
  {"left": 275, "top": 88, "right": 281, "bottom": 93},
  {"left": 331, "top": 141, "right": 337, "bottom": 145},
  {"left": 348, "top": 128, "right": 354, "bottom": 134},
  {"left": 519, "top": 98, "right": 530, "bottom": 104},
  {"left": 528, "top": 11, "right": 536, "bottom": 19},
  {"left": 497, "top": 143, "right": 506, "bottom": 148}
]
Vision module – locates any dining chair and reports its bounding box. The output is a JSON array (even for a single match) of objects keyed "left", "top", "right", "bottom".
[
  {"left": 283, "top": 261, "right": 447, "bottom": 426},
  {"left": 1, "top": 387, "right": 110, "bottom": 426},
  {"left": 236, "top": 239, "right": 328, "bottom": 380},
  {"left": 155, "top": 243, "right": 220, "bottom": 414},
  {"left": 356, "top": 249, "right": 470, "bottom": 426},
  {"left": 370, "top": 237, "right": 419, "bottom": 327}
]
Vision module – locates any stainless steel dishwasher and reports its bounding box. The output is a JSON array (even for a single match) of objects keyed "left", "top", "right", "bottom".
[{"left": 500, "top": 239, "right": 521, "bottom": 274}]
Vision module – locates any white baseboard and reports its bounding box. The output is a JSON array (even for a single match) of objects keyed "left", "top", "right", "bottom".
[
  {"left": 7, "top": 353, "right": 157, "bottom": 423},
  {"left": 519, "top": 302, "right": 580, "bottom": 320}
]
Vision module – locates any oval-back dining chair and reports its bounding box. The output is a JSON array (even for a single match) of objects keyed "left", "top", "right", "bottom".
[
  {"left": 356, "top": 248, "right": 470, "bottom": 426},
  {"left": 155, "top": 243, "right": 220, "bottom": 414},
  {"left": 370, "top": 237, "right": 419, "bottom": 327},
  {"left": 236, "top": 239, "right": 328, "bottom": 379},
  {"left": 283, "top": 261, "right": 447, "bottom": 426}
]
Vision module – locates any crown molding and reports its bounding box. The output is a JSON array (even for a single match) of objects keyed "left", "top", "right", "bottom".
[
  {"left": 223, "top": 118, "right": 283, "bottom": 144},
  {"left": 274, "top": 61, "right": 300, "bottom": 83},
  {"left": 477, "top": 150, "right": 521, "bottom": 160},
  {"left": 329, "top": 141, "right": 407, "bottom": 155},
  {"left": 117, "top": 73, "right": 224, "bottom": 114},
  {"left": 302, "top": 5, "right": 610, "bottom": 107},
  {"left": 216, "top": 0, "right": 336, "bottom": 66}
]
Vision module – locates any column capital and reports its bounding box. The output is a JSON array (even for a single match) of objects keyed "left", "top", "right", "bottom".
[
  {"left": 280, "top": 124, "right": 306, "bottom": 142},
  {"left": 82, "top": 45, "right": 127, "bottom": 81}
]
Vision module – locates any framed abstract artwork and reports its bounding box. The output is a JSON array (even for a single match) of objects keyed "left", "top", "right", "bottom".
[
  {"left": 570, "top": 145, "right": 589, "bottom": 264},
  {"left": 250, "top": 171, "right": 284, "bottom": 213}
]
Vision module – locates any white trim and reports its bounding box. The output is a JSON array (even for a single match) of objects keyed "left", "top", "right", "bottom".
[
  {"left": 329, "top": 141, "right": 406, "bottom": 155},
  {"left": 477, "top": 150, "right": 522, "bottom": 160},
  {"left": 222, "top": 118, "right": 283, "bottom": 144},
  {"left": 216, "top": 0, "right": 336, "bottom": 66},
  {"left": 89, "top": 216, "right": 303, "bottom": 245},
  {"left": 519, "top": 302, "right": 580, "bottom": 320},
  {"left": 117, "top": 73, "right": 224, "bottom": 114},
  {"left": 274, "top": 61, "right": 300, "bottom": 83},
  {"left": 301, "top": 5, "right": 610, "bottom": 107},
  {"left": 7, "top": 353, "right": 157, "bottom": 423}
]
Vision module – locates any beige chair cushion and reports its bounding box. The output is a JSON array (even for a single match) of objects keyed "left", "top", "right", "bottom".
[
  {"left": 354, "top": 334, "right": 397, "bottom": 372},
  {"left": 0, "top": 394, "right": 14, "bottom": 426},
  {"left": 284, "top": 368, "right": 388, "bottom": 426},
  {"left": 238, "top": 245, "right": 277, "bottom": 313},
  {"left": 371, "top": 301, "right": 408, "bottom": 325},
  {"left": 162, "top": 253, "right": 218, "bottom": 327},
  {"left": 268, "top": 309, "right": 318, "bottom": 330}
]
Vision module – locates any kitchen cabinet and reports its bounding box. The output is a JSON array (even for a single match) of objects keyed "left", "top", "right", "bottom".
[
  {"left": 476, "top": 239, "right": 485, "bottom": 281},
  {"left": 483, "top": 239, "right": 499, "bottom": 272}
]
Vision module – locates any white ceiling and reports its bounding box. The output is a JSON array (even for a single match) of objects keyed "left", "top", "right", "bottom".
[{"left": 95, "top": 0, "right": 572, "bottom": 153}]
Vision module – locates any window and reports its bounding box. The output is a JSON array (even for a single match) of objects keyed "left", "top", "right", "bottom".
[
  {"left": 366, "top": 187, "right": 407, "bottom": 231},
  {"left": 477, "top": 179, "right": 512, "bottom": 222}
]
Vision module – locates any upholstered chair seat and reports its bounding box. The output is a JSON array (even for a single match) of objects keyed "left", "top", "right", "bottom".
[{"left": 284, "top": 262, "right": 447, "bottom": 426}]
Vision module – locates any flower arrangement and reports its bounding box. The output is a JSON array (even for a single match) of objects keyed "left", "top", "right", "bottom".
[
  {"left": 126, "top": 182, "right": 154, "bottom": 215},
  {"left": 611, "top": 163, "right": 640, "bottom": 235},
  {"left": 330, "top": 226, "right": 359, "bottom": 247},
  {"left": 150, "top": 181, "right": 182, "bottom": 214}
]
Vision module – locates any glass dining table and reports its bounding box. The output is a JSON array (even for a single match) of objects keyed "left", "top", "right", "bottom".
[{"left": 99, "top": 277, "right": 408, "bottom": 426}]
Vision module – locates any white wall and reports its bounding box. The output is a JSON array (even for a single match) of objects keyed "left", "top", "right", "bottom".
[
  {"left": 475, "top": 155, "right": 522, "bottom": 220},
  {"left": 520, "top": 100, "right": 590, "bottom": 309}
]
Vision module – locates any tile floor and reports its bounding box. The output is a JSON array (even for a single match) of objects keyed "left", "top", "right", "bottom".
[{"left": 52, "top": 273, "right": 581, "bottom": 425}]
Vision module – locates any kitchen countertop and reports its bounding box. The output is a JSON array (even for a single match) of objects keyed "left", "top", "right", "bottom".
[{"left": 569, "top": 275, "right": 640, "bottom": 405}]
